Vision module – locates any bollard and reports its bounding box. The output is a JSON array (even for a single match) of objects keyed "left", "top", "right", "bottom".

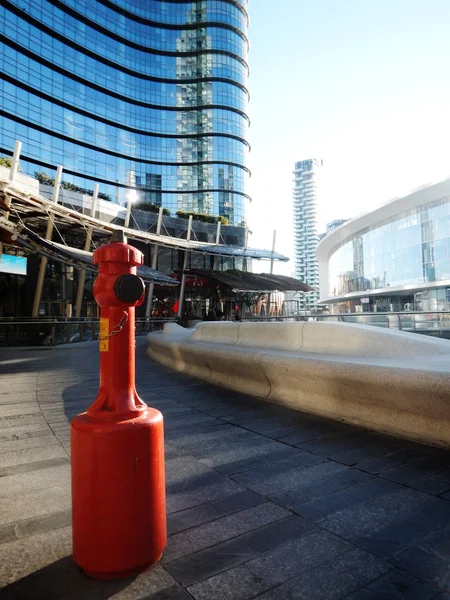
[{"left": 71, "top": 231, "right": 166, "bottom": 580}]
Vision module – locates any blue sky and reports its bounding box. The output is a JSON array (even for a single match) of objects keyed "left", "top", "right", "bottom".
[{"left": 246, "top": 0, "right": 450, "bottom": 273}]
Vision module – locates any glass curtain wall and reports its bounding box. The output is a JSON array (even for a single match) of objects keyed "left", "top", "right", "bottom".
[
  {"left": 0, "top": 0, "right": 250, "bottom": 225},
  {"left": 328, "top": 196, "right": 450, "bottom": 298}
]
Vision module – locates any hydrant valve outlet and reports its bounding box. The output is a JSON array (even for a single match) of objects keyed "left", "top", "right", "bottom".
[{"left": 114, "top": 274, "right": 145, "bottom": 304}]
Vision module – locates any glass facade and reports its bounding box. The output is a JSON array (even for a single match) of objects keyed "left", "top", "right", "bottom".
[
  {"left": 0, "top": 0, "right": 250, "bottom": 225},
  {"left": 328, "top": 195, "right": 450, "bottom": 299}
]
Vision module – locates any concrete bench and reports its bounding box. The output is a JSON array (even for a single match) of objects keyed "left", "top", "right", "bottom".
[{"left": 146, "top": 321, "right": 450, "bottom": 447}]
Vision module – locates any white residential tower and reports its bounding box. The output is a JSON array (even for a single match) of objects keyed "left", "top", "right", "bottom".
[{"left": 292, "top": 158, "right": 322, "bottom": 311}]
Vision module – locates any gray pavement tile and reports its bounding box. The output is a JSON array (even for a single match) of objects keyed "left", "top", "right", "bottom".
[
  {"left": 0, "top": 414, "right": 47, "bottom": 429},
  {"left": 214, "top": 446, "right": 311, "bottom": 475},
  {"left": 319, "top": 487, "right": 433, "bottom": 540},
  {"left": 187, "top": 530, "right": 351, "bottom": 600},
  {"left": 142, "top": 585, "right": 193, "bottom": 600},
  {"left": 166, "top": 476, "right": 244, "bottom": 514},
  {"left": 0, "top": 394, "right": 37, "bottom": 405},
  {"left": 230, "top": 456, "right": 336, "bottom": 496},
  {"left": 1, "top": 553, "right": 176, "bottom": 600},
  {"left": 165, "top": 515, "right": 316, "bottom": 586},
  {"left": 0, "top": 433, "right": 60, "bottom": 454},
  {"left": 381, "top": 456, "right": 450, "bottom": 484},
  {"left": 407, "top": 467, "right": 450, "bottom": 496},
  {"left": 293, "top": 477, "right": 401, "bottom": 522},
  {"left": 198, "top": 438, "right": 281, "bottom": 468},
  {"left": 390, "top": 544, "right": 450, "bottom": 592},
  {"left": 0, "top": 404, "right": 40, "bottom": 418},
  {"left": 294, "top": 432, "right": 379, "bottom": 456},
  {"left": 0, "top": 463, "right": 70, "bottom": 498},
  {"left": 166, "top": 425, "right": 241, "bottom": 449},
  {"left": 255, "top": 548, "right": 390, "bottom": 600},
  {"left": 0, "top": 456, "right": 69, "bottom": 478},
  {"left": 0, "top": 422, "right": 53, "bottom": 440},
  {"left": 269, "top": 475, "right": 352, "bottom": 512},
  {"left": 0, "top": 444, "right": 67, "bottom": 469},
  {"left": 167, "top": 489, "right": 264, "bottom": 535},
  {"left": 165, "top": 422, "right": 231, "bottom": 440},
  {"left": 0, "top": 484, "right": 71, "bottom": 525},
  {"left": 355, "top": 446, "right": 428, "bottom": 475},
  {"left": 325, "top": 439, "right": 405, "bottom": 467},
  {"left": 0, "top": 509, "right": 71, "bottom": 545},
  {"left": 339, "top": 569, "right": 438, "bottom": 599},
  {"left": 0, "top": 526, "right": 73, "bottom": 587},
  {"left": 164, "top": 502, "right": 290, "bottom": 562},
  {"left": 353, "top": 497, "right": 450, "bottom": 558}
]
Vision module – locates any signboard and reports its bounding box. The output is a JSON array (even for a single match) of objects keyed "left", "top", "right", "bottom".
[{"left": 0, "top": 254, "right": 27, "bottom": 275}]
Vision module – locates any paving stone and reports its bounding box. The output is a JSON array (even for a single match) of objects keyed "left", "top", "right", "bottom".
[
  {"left": 0, "top": 463, "right": 70, "bottom": 497},
  {"left": 0, "top": 434, "right": 60, "bottom": 454},
  {"left": 0, "top": 444, "right": 67, "bottom": 469},
  {"left": 198, "top": 438, "right": 280, "bottom": 468},
  {"left": 407, "top": 467, "right": 450, "bottom": 495},
  {"left": 0, "top": 421, "right": 51, "bottom": 441},
  {"left": 343, "top": 568, "right": 438, "bottom": 599},
  {"left": 326, "top": 438, "right": 405, "bottom": 466},
  {"left": 166, "top": 476, "right": 244, "bottom": 514},
  {"left": 0, "top": 484, "right": 71, "bottom": 525},
  {"left": 164, "top": 502, "right": 290, "bottom": 562},
  {"left": 1, "top": 339, "right": 450, "bottom": 599},
  {"left": 355, "top": 446, "right": 428, "bottom": 474},
  {"left": 0, "top": 456, "right": 69, "bottom": 478},
  {"left": 214, "top": 446, "right": 306, "bottom": 475},
  {"left": 295, "top": 432, "right": 379, "bottom": 456},
  {"left": 0, "top": 526, "right": 73, "bottom": 587},
  {"left": 143, "top": 585, "right": 193, "bottom": 600},
  {"left": 269, "top": 475, "right": 352, "bottom": 512},
  {"left": 0, "top": 393, "right": 37, "bottom": 405},
  {"left": 246, "top": 460, "right": 350, "bottom": 496},
  {"left": 165, "top": 515, "right": 315, "bottom": 586},
  {"left": 0, "top": 404, "right": 40, "bottom": 418},
  {"left": 381, "top": 456, "right": 450, "bottom": 484},
  {"left": 319, "top": 487, "right": 433, "bottom": 539},
  {"left": 188, "top": 529, "right": 351, "bottom": 600},
  {"left": 353, "top": 497, "right": 450, "bottom": 558},
  {"left": 167, "top": 489, "right": 264, "bottom": 535},
  {"left": 1, "top": 550, "right": 176, "bottom": 599},
  {"left": 255, "top": 548, "right": 391, "bottom": 600},
  {"left": 229, "top": 453, "right": 326, "bottom": 495},
  {"left": 0, "top": 415, "right": 48, "bottom": 430},
  {"left": 293, "top": 477, "right": 401, "bottom": 522},
  {"left": 390, "top": 544, "right": 450, "bottom": 591}
]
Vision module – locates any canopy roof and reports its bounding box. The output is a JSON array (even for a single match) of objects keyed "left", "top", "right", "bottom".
[
  {"left": 0, "top": 216, "right": 178, "bottom": 286},
  {"left": 1, "top": 178, "right": 289, "bottom": 262},
  {"left": 186, "top": 269, "right": 314, "bottom": 293}
]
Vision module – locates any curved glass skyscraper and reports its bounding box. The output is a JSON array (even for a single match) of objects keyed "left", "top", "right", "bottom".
[{"left": 0, "top": 0, "right": 250, "bottom": 225}]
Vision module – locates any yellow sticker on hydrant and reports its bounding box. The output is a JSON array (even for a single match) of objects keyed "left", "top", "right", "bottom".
[{"left": 99, "top": 317, "right": 109, "bottom": 352}]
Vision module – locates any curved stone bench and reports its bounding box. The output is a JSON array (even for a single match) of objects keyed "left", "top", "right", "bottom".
[{"left": 147, "top": 321, "right": 450, "bottom": 447}]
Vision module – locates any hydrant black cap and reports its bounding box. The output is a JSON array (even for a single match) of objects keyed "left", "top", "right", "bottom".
[{"left": 114, "top": 274, "right": 145, "bottom": 304}]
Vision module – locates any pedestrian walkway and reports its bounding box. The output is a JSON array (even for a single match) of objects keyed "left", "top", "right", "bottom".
[{"left": 0, "top": 339, "right": 449, "bottom": 599}]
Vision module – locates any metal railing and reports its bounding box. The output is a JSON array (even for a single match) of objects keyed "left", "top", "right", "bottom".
[
  {"left": 243, "top": 311, "right": 450, "bottom": 338},
  {"left": 0, "top": 317, "right": 176, "bottom": 347}
]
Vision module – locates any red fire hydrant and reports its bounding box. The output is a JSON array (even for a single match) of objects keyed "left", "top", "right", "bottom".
[{"left": 71, "top": 231, "right": 166, "bottom": 579}]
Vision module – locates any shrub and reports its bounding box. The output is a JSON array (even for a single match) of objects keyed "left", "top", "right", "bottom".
[
  {"left": 133, "top": 202, "right": 170, "bottom": 216},
  {"left": 34, "top": 171, "right": 112, "bottom": 201},
  {"left": 176, "top": 211, "right": 229, "bottom": 225}
]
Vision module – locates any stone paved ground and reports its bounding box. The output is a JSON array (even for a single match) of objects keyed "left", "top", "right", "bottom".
[{"left": 0, "top": 338, "right": 450, "bottom": 599}]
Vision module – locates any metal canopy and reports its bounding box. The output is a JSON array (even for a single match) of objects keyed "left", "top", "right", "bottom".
[
  {"left": 186, "top": 269, "right": 314, "bottom": 293},
  {"left": 0, "top": 178, "right": 290, "bottom": 262},
  {"left": 0, "top": 217, "right": 179, "bottom": 286}
]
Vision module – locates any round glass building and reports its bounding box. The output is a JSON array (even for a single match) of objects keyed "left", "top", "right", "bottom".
[{"left": 0, "top": 0, "right": 250, "bottom": 225}]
